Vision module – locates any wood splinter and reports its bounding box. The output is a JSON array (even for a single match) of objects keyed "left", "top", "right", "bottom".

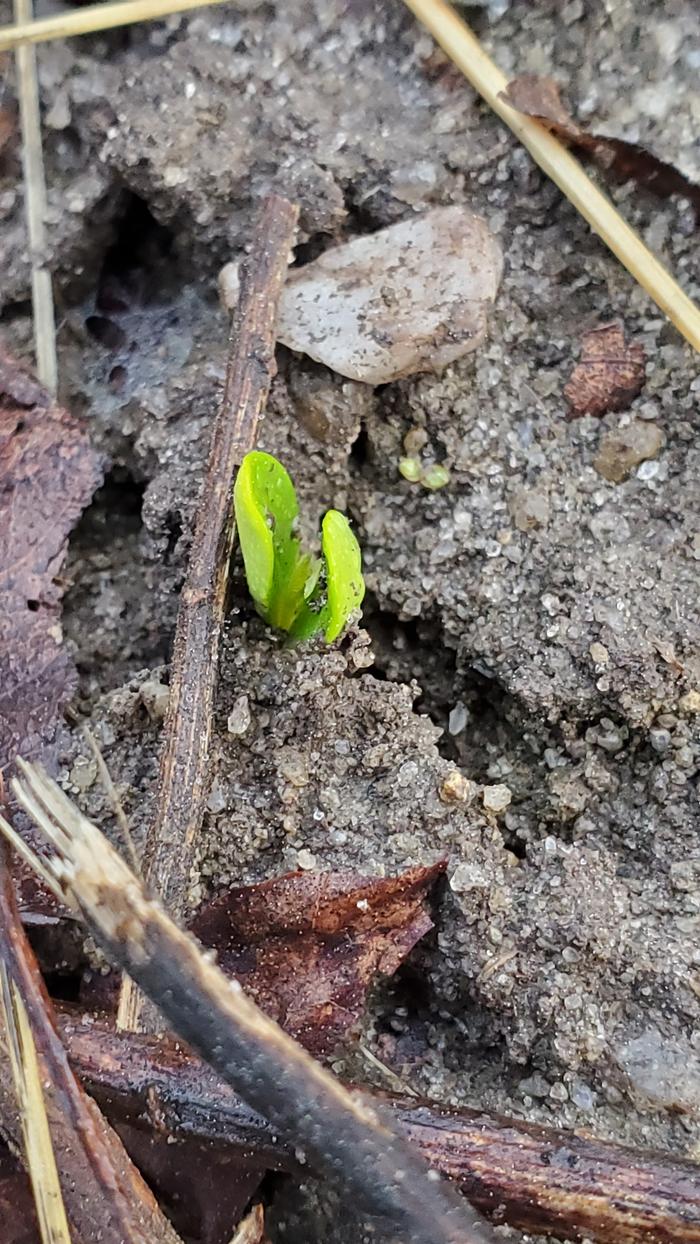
[
  {"left": 1, "top": 760, "right": 499, "bottom": 1244},
  {"left": 119, "top": 192, "right": 299, "bottom": 1035}
]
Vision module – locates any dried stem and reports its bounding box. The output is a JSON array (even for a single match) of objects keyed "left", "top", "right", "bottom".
[
  {"left": 0, "top": 959, "right": 71, "bottom": 1244},
  {"left": 2, "top": 762, "right": 498, "bottom": 1244},
  {"left": 119, "top": 193, "right": 298, "bottom": 1033},
  {"left": 0, "top": 0, "right": 227, "bottom": 52},
  {"left": 401, "top": 0, "right": 700, "bottom": 353},
  {"left": 13, "top": 0, "right": 57, "bottom": 393},
  {"left": 0, "top": 842, "right": 183, "bottom": 1244},
  {"left": 62, "top": 1014, "right": 700, "bottom": 1244}
]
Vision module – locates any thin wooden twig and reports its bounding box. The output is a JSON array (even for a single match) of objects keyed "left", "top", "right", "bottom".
[
  {"left": 0, "top": 0, "right": 228, "bottom": 52},
  {"left": 13, "top": 0, "right": 57, "bottom": 393},
  {"left": 118, "top": 193, "right": 298, "bottom": 1033},
  {"left": 2, "top": 761, "right": 499, "bottom": 1244},
  {"left": 62, "top": 1014, "right": 700, "bottom": 1244},
  {"left": 401, "top": 0, "right": 700, "bottom": 354}
]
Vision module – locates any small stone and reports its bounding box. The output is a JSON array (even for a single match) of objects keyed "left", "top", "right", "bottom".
[
  {"left": 448, "top": 701, "right": 469, "bottom": 735},
  {"left": 404, "top": 427, "right": 429, "bottom": 454},
  {"left": 649, "top": 728, "right": 671, "bottom": 754},
  {"left": 549, "top": 1082, "right": 569, "bottom": 1103},
  {"left": 227, "top": 694, "right": 252, "bottom": 736},
  {"left": 45, "top": 91, "right": 71, "bottom": 130},
  {"left": 140, "top": 679, "right": 170, "bottom": 721},
  {"left": 589, "top": 642, "right": 609, "bottom": 665},
  {"left": 509, "top": 488, "right": 550, "bottom": 532},
  {"left": 296, "top": 849, "right": 317, "bottom": 871},
  {"left": 275, "top": 206, "right": 503, "bottom": 384},
  {"left": 483, "top": 783, "right": 512, "bottom": 814},
  {"left": 593, "top": 421, "right": 664, "bottom": 483},
  {"left": 421, "top": 464, "right": 450, "bottom": 491},
  {"left": 398, "top": 456, "right": 422, "bottom": 483},
  {"left": 70, "top": 756, "right": 97, "bottom": 791},
  {"left": 678, "top": 690, "right": 700, "bottom": 715},
  {"left": 519, "top": 1073, "right": 550, "bottom": 1099},
  {"left": 439, "top": 770, "right": 476, "bottom": 804}
]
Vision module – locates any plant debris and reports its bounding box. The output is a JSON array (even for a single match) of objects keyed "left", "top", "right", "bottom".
[
  {"left": 0, "top": 849, "right": 183, "bottom": 1244},
  {"left": 0, "top": 351, "right": 102, "bottom": 770},
  {"left": 502, "top": 74, "right": 700, "bottom": 217},
  {"left": 191, "top": 863, "right": 446, "bottom": 1055},
  {"left": 220, "top": 206, "right": 503, "bottom": 385},
  {"left": 563, "top": 322, "right": 646, "bottom": 417}
]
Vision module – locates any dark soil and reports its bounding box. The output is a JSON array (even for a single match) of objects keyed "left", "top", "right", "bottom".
[{"left": 2, "top": 0, "right": 699, "bottom": 1240}]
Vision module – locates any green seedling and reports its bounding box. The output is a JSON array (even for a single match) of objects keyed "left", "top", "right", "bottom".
[{"left": 234, "top": 451, "right": 364, "bottom": 644}]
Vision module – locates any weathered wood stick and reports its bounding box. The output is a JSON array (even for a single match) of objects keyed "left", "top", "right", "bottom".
[
  {"left": 60, "top": 1013, "right": 700, "bottom": 1244},
  {"left": 0, "top": 847, "right": 183, "bottom": 1244},
  {"left": 2, "top": 762, "right": 498, "bottom": 1244},
  {"left": 119, "top": 191, "right": 298, "bottom": 1033}
]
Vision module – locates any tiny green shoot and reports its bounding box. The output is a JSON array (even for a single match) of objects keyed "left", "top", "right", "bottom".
[{"left": 234, "top": 451, "right": 364, "bottom": 643}]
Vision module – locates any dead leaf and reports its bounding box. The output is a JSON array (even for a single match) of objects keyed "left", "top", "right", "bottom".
[
  {"left": 191, "top": 863, "right": 446, "bottom": 1055},
  {"left": 563, "top": 322, "right": 646, "bottom": 417},
  {"left": 502, "top": 75, "right": 700, "bottom": 218},
  {"left": 0, "top": 350, "right": 102, "bottom": 771},
  {"left": 0, "top": 848, "right": 184, "bottom": 1244}
]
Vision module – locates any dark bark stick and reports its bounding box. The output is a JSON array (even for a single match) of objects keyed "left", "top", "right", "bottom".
[
  {"left": 4, "top": 763, "right": 498, "bottom": 1244},
  {"left": 61, "top": 1014, "right": 700, "bottom": 1244},
  {"left": 0, "top": 847, "right": 183, "bottom": 1244},
  {"left": 121, "top": 192, "right": 298, "bottom": 1033}
]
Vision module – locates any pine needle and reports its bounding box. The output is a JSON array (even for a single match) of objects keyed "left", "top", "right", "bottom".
[
  {"left": 0, "top": 0, "right": 228, "bottom": 52},
  {"left": 402, "top": 0, "right": 700, "bottom": 353},
  {"left": 13, "top": 0, "right": 57, "bottom": 392},
  {"left": 0, "top": 962, "right": 72, "bottom": 1244}
]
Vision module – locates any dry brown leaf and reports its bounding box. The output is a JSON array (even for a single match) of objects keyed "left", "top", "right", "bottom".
[
  {"left": 0, "top": 351, "right": 102, "bottom": 770},
  {"left": 191, "top": 863, "right": 446, "bottom": 1055},
  {"left": 0, "top": 849, "right": 184, "bottom": 1244},
  {"left": 502, "top": 74, "right": 700, "bottom": 217},
  {"left": 564, "top": 322, "right": 646, "bottom": 418}
]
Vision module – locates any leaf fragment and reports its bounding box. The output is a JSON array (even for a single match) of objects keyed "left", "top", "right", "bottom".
[
  {"left": 191, "top": 863, "right": 445, "bottom": 1055},
  {"left": 564, "top": 322, "right": 646, "bottom": 418}
]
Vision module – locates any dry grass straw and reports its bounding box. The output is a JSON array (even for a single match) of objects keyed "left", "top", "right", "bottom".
[
  {"left": 0, "top": 0, "right": 227, "bottom": 52},
  {"left": 402, "top": 0, "right": 700, "bottom": 353},
  {"left": 0, "top": 962, "right": 72, "bottom": 1244},
  {"left": 13, "top": 0, "right": 57, "bottom": 392}
]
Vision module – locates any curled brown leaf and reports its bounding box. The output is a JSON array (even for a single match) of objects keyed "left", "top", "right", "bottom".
[
  {"left": 191, "top": 863, "right": 446, "bottom": 1054},
  {"left": 564, "top": 322, "right": 646, "bottom": 418}
]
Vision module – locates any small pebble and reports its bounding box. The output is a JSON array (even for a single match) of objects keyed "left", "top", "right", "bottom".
[
  {"left": 227, "top": 694, "right": 251, "bottom": 735},
  {"left": 482, "top": 783, "right": 512, "bottom": 813},
  {"left": 140, "top": 679, "right": 170, "bottom": 722},
  {"left": 439, "top": 770, "right": 476, "bottom": 804},
  {"left": 594, "top": 421, "right": 664, "bottom": 483},
  {"left": 649, "top": 728, "right": 671, "bottom": 754},
  {"left": 448, "top": 701, "right": 469, "bottom": 735},
  {"left": 296, "top": 849, "right": 317, "bottom": 870},
  {"left": 589, "top": 642, "right": 609, "bottom": 665},
  {"left": 70, "top": 756, "right": 97, "bottom": 791},
  {"left": 679, "top": 690, "right": 700, "bottom": 715}
]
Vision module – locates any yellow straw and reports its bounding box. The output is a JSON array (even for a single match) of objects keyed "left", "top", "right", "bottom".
[
  {"left": 402, "top": 0, "right": 700, "bottom": 353},
  {"left": 0, "top": 0, "right": 228, "bottom": 52}
]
